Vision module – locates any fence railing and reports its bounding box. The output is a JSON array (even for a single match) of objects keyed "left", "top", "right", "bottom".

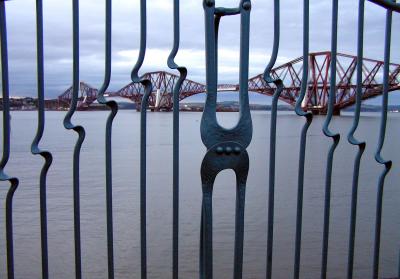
[{"left": 1, "top": 0, "right": 399, "bottom": 279}]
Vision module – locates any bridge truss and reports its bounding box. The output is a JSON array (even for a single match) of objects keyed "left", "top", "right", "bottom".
[
  {"left": 58, "top": 82, "right": 98, "bottom": 109},
  {"left": 58, "top": 51, "right": 400, "bottom": 113},
  {"left": 248, "top": 51, "right": 400, "bottom": 113}
]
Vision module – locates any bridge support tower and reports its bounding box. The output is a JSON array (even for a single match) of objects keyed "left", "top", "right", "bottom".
[{"left": 310, "top": 107, "right": 341, "bottom": 116}]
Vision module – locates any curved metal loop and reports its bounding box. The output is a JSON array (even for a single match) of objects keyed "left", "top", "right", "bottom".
[
  {"left": 131, "top": 0, "right": 152, "bottom": 109},
  {"left": 131, "top": 0, "right": 151, "bottom": 87},
  {"left": 201, "top": 0, "right": 252, "bottom": 149},
  {"left": 31, "top": 0, "right": 53, "bottom": 190},
  {"left": 347, "top": 0, "right": 366, "bottom": 150},
  {"left": 262, "top": 0, "right": 280, "bottom": 85},
  {"left": 293, "top": 0, "right": 313, "bottom": 122},
  {"left": 97, "top": 0, "right": 118, "bottom": 112}
]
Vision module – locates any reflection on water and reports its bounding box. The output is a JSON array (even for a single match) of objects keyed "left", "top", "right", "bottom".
[{"left": 0, "top": 111, "right": 399, "bottom": 279}]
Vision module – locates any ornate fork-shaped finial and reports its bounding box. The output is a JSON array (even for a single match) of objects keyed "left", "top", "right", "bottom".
[{"left": 200, "top": 1, "right": 252, "bottom": 279}]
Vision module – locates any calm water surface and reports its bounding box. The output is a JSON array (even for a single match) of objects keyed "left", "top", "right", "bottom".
[{"left": 0, "top": 111, "right": 399, "bottom": 279}]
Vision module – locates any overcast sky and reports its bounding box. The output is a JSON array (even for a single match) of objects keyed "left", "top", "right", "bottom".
[{"left": 3, "top": 0, "right": 400, "bottom": 98}]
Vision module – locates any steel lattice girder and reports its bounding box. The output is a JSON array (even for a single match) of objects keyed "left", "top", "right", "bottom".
[{"left": 57, "top": 52, "right": 400, "bottom": 111}]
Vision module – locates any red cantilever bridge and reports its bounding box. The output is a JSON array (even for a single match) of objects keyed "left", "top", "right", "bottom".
[{"left": 58, "top": 51, "right": 400, "bottom": 114}]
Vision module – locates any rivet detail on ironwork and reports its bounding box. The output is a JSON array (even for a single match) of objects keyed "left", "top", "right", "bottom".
[
  {"left": 216, "top": 146, "right": 224, "bottom": 154},
  {"left": 225, "top": 146, "right": 233, "bottom": 155},
  {"left": 234, "top": 146, "right": 241, "bottom": 154}
]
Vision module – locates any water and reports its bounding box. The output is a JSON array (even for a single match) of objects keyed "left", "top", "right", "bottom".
[{"left": 0, "top": 110, "right": 399, "bottom": 279}]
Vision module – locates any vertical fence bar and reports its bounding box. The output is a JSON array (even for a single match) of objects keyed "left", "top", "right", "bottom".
[
  {"left": 0, "top": 2, "right": 19, "bottom": 279},
  {"left": 167, "top": 0, "right": 187, "bottom": 277},
  {"left": 346, "top": 1, "right": 366, "bottom": 279},
  {"left": 372, "top": 4, "right": 393, "bottom": 278},
  {"left": 62, "top": 0, "right": 86, "bottom": 278},
  {"left": 236, "top": 6, "right": 251, "bottom": 278},
  {"left": 264, "top": 1, "right": 281, "bottom": 278},
  {"left": 31, "top": 0, "right": 53, "bottom": 278},
  {"left": 398, "top": 250, "right": 400, "bottom": 279},
  {"left": 321, "top": 1, "right": 340, "bottom": 279},
  {"left": 293, "top": 1, "right": 312, "bottom": 278},
  {"left": 131, "top": 0, "right": 152, "bottom": 278},
  {"left": 96, "top": 0, "right": 117, "bottom": 278}
]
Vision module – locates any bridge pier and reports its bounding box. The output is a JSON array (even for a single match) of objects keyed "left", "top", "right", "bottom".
[{"left": 310, "top": 107, "right": 341, "bottom": 116}]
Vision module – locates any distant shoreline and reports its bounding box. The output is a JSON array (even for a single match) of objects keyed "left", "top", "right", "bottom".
[
  {"left": 2, "top": 96, "right": 400, "bottom": 113},
  {"left": 2, "top": 103, "right": 400, "bottom": 113}
]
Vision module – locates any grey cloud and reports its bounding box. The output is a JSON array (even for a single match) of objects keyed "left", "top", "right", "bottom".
[{"left": 2, "top": 0, "right": 399, "bottom": 98}]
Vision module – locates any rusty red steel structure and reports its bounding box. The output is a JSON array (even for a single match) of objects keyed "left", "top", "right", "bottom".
[
  {"left": 249, "top": 51, "right": 400, "bottom": 114},
  {"left": 109, "top": 71, "right": 206, "bottom": 110},
  {"left": 58, "top": 81, "right": 98, "bottom": 109},
  {"left": 57, "top": 51, "right": 400, "bottom": 113}
]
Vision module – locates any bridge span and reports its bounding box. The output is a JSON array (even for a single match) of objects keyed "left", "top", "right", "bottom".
[{"left": 58, "top": 51, "right": 400, "bottom": 114}]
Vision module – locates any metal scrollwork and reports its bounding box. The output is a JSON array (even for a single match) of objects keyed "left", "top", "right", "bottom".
[{"left": 200, "top": 1, "right": 252, "bottom": 278}]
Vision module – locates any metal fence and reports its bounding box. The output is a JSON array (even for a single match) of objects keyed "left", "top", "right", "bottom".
[{"left": 0, "top": 0, "right": 399, "bottom": 278}]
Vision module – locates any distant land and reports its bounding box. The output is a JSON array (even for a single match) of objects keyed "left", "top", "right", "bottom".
[
  {"left": 1, "top": 97, "right": 400, "bottom": 113},
  {"left": 179, "top": 101, "right": 400, "bottom": 113}
]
